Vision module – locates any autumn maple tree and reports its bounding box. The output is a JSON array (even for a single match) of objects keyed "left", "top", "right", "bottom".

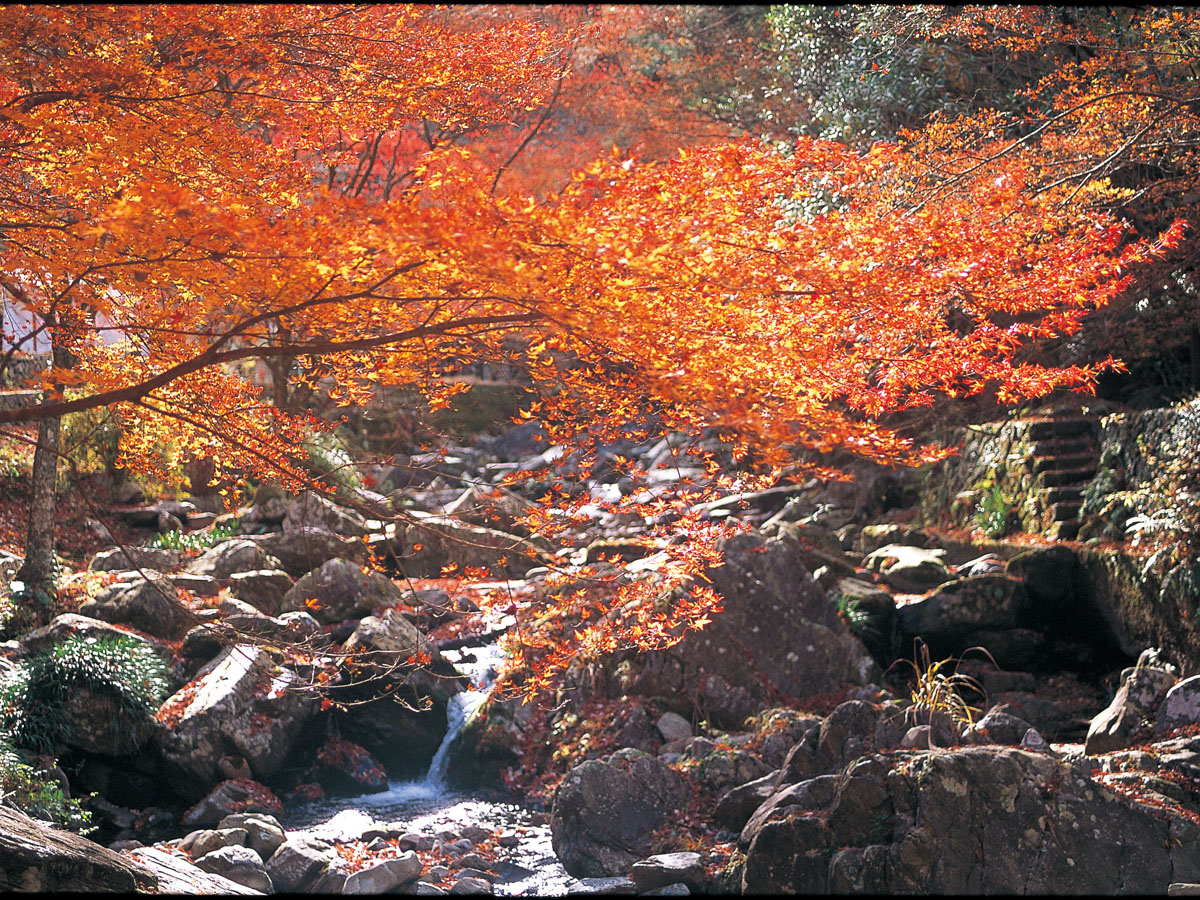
[{"left": 0, "top": 4, "right": 1184, "bottom": 690}]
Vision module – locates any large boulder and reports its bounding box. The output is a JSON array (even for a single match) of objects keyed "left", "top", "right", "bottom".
[
  {"left": 279, "top": 558, "right": 404, "bottom": 624},
  {"left": 185, "top": 540, "right": 283, "bottom": 580},
  {"left": 282, "top": 491, "right": 370, "bottom": 538},
  {"left": 125, "top": 846, "right": 261, "bottom": 894},
  {"left": 334, "top": 610, "right": 467, "bottom": 779},
  {"left": 862, "top": 544, "right": 952, "bottom": 594},
  {"left": 896, "top": 574, "right": 1030, "bottom": 655},
  {"left": 0, "top": 805, "right": 152, "bottom": 892},
  {"left": 227, "top": 570, "right": 295, "bottom": 616},
  {"left": 741, "top": 746, "right": 1200, "bottom": 894},
  {"left": 550, "top": 750, "right": 690, "bottom": 878},
  {"left": 396, "top": 515, "right": 549, "bottom": 578},
  {"left": 156, "top": 645, "right": 317, "bottom": 798},
  {"left": 79, "top": 572, "right": 196, "bottom": 640},
  {"left": 567, "top": 529, "right": 879, "bottom": 727},
  {"left": 248, "top": 527, "right": 367, "bottom": 578},
  {"left": 89, "top": 546, "right": 185, "bottom": 573},
  {"left": 1085, "top": 664, "right": 1177, "bottom": 755}
]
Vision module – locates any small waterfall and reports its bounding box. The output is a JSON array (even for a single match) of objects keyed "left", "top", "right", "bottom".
[
  {"left": 425, "top": 641, "right": 506, "bottom": 787},
  {"left": 290, "top": 640, "right": 506, "bottom": 836}
]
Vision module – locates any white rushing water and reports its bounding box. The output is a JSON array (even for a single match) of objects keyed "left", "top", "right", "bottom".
[{"left": 284, "top": 640, "right": 575, "bottom": 895}]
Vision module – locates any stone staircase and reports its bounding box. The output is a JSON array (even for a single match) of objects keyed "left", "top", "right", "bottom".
[{"left": 1023, "top": 414, "right": 1100, "bottom": 541}]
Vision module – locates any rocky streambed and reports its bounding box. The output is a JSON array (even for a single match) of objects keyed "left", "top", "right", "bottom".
[{"left": 4, "top": 410, "right": 1200, "bottom": 894}]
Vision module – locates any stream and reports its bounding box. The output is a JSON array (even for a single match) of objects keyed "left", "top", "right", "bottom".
[{"left": 280, "top": 641, "right": 575, "bottom": 896}]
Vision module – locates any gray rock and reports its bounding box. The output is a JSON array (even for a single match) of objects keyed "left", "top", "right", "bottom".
[
  {"left": 186, "top": 539, "right": 283, "bottom": 579},
  {"left": 896, "top": 574, "right": 1029, "bottom": 643},
  {"left": 194, "top": 844, "right": 273, "bottom": 893},
  {"left": 264, "top": 835, "right": 335, "bottom": 892},
  {"left": 449, "top": 874, "right": 493, "bottom": 894},
  {"left": 1157, "top": 674, "right": 1200, "bottom": 735},
  {"left": 0, "top": 805, "right": 150, "bottom": 892},
  {"left": 181, "top": 780, "right": 283, "bottom": 829},
  {"left": 862, "top": 544, "right": 952, "bottom": 593},
  {"left": 159, "top": 645, "right": 316, "bottom": 797},
  {"left": 551, "top": 752, "right": 690, "bottom": 878},
  {"left": 630, "top": 852, "right": 704, "bottom": 894},
  {"left": 966, "top": 707, "right": 1036, "bottom": 746},
  {"left": 89, "top": 546, "right": 185, "bottom": 572},
  {"left": 191, "top": 827, "right": 248, "bottom": 858},
  {"left": 248, "top": 527, "right": 367, "bottom": 578},
  {"left": 742, "top": 746, "right": 1200, "bottom": 894},
  {"left": 279, "top": 557, "right": 404, "bottom": 623},
  {"left": 342, "top": 852, "right": 423, "bottom": 893},
  {"left": 566, "top": 875, "right": 637, "bottom": 894},
  {"left": 220, "top": 814, "right": 286, "bottom": 859},
  {"left": 79, "top": 572, "right": 196, "bottom": 639},
  {"left": 228, "top": 570, "right": 295, "bottom": 616},
  {"left": 126, "top": 846, "right": 262, "bottom": 894},
  {"left": 282, "top": 490, "right": 370, "bottom": 537},
  {"left": 1086, "top": 665, "right": 1177, "bottom": 754},
  {"left": 655, "top": 712, "right": 692, "bottom": 742}
]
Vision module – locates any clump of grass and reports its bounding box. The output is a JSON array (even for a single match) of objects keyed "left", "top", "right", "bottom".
[
  {"left": 896, "top": 641, "right": 987, "bottom": 730},
  {"left": 0, "top": 634, "right": 172, "bottom": 754}
]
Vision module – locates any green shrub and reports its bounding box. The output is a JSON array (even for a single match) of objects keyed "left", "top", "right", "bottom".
[
  {"left": 0, "top": 739, "right": 92, "bottom": 831},
  {"left": 972, "top": 482, "right": 1013, "bottom": 538},
  {"left": 0, "top": 634, "right": 172, "bottom": 755}
]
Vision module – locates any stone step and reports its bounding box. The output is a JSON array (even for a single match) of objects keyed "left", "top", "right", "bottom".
[
  {"left": 1046, "top": 520, "right": 1079, "bottom": 541},
  {"left": 1033, "top": 453, "right": 1097, "bottom": 474},
  {"left": 1039, "top": 467, "right": 1097, "bottom": 488},
  {"left": 1039, "top": 486, "right": 1084, "bottom": 505},
  {"left": 1049, "top": 500, "right": 1083, "bottom": 522},
  {"left": 1025, "top": 417, "right": 1094, "bottom": 441},
  {"left": 1030, "top": 437, "right": 1097, "bottom": 459}
]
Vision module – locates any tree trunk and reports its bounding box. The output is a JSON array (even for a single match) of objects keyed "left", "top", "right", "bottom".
[{"left": 14, "top": 406, "right": 60, "bottom": 591}]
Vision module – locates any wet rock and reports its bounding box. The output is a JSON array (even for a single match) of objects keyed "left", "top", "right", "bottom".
[
  {"left": 186, "top": 539, "right": 283, "bottom": 579},
  {"left": 444, "top": 691, "right": 537, "bottom": 790},
  {"left": 181, "top": 779, "right": 283, "bottom": 829},
  {"left": 79, "top": 572, "right": 195, "bottom": 639},
  {"left": 1086, "top": 664, "right": 1177, "bottom": 754},
  {"left": 89, "top": 546, "right": 185, "bottom": 572},
  {"left": 158, "top": 645, "right": 316, "bottom": 797},
  {"left": 313, "top": 735, "right": 388, "bottom": 795},
  {"left": 126, "top": 846, "right": 261, "bottom": 894},
  {"left": 194, "top": 844, "right": 273, "bottom": 893},
  {"left": 343, "top": 852, "right": 423, "bottom": 894},
  {"left": 264, "top": 835, "right": 336, "bottom": 892},
  {"left": 279, "top": 558, "right": 404, "bottom": 624},
  {"left": 566, "top": 875, "right": 638, "bottom": 894},
  {"left": 227, "top": 570, "right": 295, "bottom": 616},
  {"left": 630, "top": 852, "right": 705, "bottom": 894},
  {"left": 248, "top": 527, "right": 367, "bottom": 578},
  {"left": 551, "top": 750, "right": 690, "bottom": 878},
  {"left": 335, "top": 611, "right": 466, "bottom": 779},
  {"left": 862, "top": 544, "right": 952, "bottom": 593},
  {"left": 0, "top": 805, "right": 152, "bottom": 892}
]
